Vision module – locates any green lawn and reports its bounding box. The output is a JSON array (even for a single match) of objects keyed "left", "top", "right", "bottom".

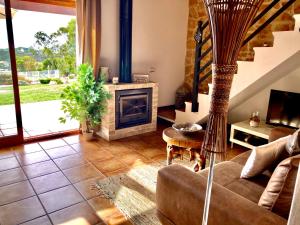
[{"left": 0, "top": 84, "right": 67, "bottom": 105}]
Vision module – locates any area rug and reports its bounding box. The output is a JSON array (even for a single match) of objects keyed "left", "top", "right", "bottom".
[{"left": 94, "top": 159, "right": 195, "bottom": 225}]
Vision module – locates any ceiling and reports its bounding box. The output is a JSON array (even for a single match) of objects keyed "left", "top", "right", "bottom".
[{"left": 19, "top": 0, "right": 75, "bottom": 8}]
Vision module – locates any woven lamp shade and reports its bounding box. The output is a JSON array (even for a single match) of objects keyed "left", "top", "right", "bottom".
[{"left": 201, "top": 0, "right": 264, "bottom": 160}]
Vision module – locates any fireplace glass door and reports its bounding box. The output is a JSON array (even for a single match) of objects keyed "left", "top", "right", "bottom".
[{"left": 116, "top": 88, "right": 152, "bottom": 129}]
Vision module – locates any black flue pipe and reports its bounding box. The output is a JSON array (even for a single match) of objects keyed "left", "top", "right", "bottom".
[{"left": 119, "top": 0, "right": 132, "bottom": 83}]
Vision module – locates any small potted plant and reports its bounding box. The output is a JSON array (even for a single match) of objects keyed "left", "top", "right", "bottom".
[{"left": 59, "top": 64, "right": 111, "bottom": 141}]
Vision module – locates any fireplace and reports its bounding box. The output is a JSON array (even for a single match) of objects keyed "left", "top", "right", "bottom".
[{"left": 116, "top": 88, "right": 152, "bottom": 129}]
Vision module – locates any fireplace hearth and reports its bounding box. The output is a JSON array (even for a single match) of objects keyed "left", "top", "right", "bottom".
[{"left": 116, "top": 88, "right": 152, "bottom": 129}]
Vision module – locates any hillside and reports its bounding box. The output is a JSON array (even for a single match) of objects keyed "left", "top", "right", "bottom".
[{"left": 0, "top": 47, "right": 43, "bottom": 70}]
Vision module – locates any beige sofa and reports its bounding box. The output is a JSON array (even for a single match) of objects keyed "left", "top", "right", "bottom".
[{"left": 156, "top": 127, "right": 296, "bottom": 225}]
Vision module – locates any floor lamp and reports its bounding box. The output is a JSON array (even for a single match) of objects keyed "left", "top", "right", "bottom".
[{"left": 200, "top": 1, "right": 264, "bottom": 225}]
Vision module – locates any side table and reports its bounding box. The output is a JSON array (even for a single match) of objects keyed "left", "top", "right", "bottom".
[{"left": 162, "top": 127, "right": 205, "bottom": 172}]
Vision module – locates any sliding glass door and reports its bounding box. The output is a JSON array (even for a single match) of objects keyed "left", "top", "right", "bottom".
[{"left": 0, "top": 0, "right": 23, "bottom": 147}]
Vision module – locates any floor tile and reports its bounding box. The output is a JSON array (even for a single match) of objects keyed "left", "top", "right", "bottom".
[
  {"left": 45, "top": 145, "right": 77, "bottom": 159},
  {"left": 137, "top": 147, "right": 166, "bottom": 159},
  {"left": 0, "top": 150, "right": 14, "bottom": 160},
  {"left": 0, "top": 181, "right": 35, "bottom": 206},
  {"left": 30, "top": 171, "right": 70, "bottom": 194},
  {"left": 63, "top": 164, "right": 103, "bottom": 183},
  {"left": 82, "top": 149, "right": 115, "bottom": 162},
  {"left": 0, "top": 196, "right": 45, "bottom": 225},
  {"left": 88, "top": 196, "right": 132, "bottom": 225},
  {"left": 118, "top": 152, "right": 152, "bottom": 167},
  {"left": 92, "top": 158, "right": 128, "bottom": 175},
  {"left": 11, "top": 143, "right": 43, "bottom": 154},
  {"left": 39, "top": 185, "right": 84, "bottom": 213},
  {"left": 106, "top": 144, "right": 134, "bottom": 156},
  {"left": 74, "top": 176, "right": 105, "bottom": 200},
  {"left": 20, "top": 216, "right": 52, "bottom": 225},
  {"left": 0, "top": 157, "right": 19, "bottom": 172},
  {"left": 16, "top": 151, "right": 50, "bottom": 166},
  {"left": 0, "top": 168, "right": 27, "bottom": 187},
  {"left": 49, "top": 201, "right": 102, "bottom": 225},
  {"left": 63, "top": 135, "right": 83, "bottom": 145},
  {"left": 71, "top": 142, "right": 102, "bottom": 153},
  {"left": 53, "top": 153, "right": 87, "bottom": 170},
  {"left": 39, "top": 139, "right": 67, "bottom": 150},
  {"left": 23, "top": 160, "right": 59, "bottom": 179},
  {"left": 1, "top": 128, "right": 18, "bottom": 136}
]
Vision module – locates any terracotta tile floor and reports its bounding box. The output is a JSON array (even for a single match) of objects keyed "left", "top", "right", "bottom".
[{"left": 0, "top": 121, "right": 246, "bottom": 225}]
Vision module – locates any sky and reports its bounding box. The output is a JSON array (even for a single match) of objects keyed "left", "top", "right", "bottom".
[{"left": 0, "top": 9, "right": 75, "bottom": 48}]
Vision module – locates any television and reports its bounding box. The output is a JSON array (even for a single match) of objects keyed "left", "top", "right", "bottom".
[{"left": 266, "top": 89, "right": 300, "bottom": 129}]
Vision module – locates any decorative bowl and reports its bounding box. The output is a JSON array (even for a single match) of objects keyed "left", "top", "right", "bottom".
[{"left": 172, "top": 123, "right": 202, "bottom": 134}]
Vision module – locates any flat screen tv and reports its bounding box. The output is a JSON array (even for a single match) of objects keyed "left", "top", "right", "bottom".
[{"left": 266, "top": 89, "right": 300, "bottom": 129}]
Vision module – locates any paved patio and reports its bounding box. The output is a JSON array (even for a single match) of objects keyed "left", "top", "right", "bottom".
[{"left": 0, "top": 100, "right": 79, "bottom": 137}]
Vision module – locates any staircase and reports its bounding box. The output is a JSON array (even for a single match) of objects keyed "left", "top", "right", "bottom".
[{"left": 176, "top": 2, "right": 300, "bottom": 124}]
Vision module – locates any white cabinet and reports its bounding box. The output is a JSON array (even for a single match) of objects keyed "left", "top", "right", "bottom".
[{"left": 230, "top": 120, "right": 275, "bottom": 149}]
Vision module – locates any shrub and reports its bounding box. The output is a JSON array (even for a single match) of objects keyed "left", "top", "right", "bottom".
[
  {"left": 18, "top": 80, "right": 29, "bottom": 86},
  {"left": 68, "top": 74, "right": 75, "bottom": 79},
  {"left": 39, "top": 78, "right": 51, "bottom": 84},
  {"left": 51, "top": 78, "right": 63, "bottom": 84},
  {"left": 0, "top": 74, "right": 13, "bottom": 85}
]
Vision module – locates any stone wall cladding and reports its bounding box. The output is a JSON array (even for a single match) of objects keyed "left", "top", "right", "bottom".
[{"left": 184, "top": 0, "right": 299, "bottom": 94}]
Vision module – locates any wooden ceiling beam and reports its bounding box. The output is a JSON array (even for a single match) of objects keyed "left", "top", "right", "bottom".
[{"left": 19, "top": 0, "right": 75, "bottom": 8}]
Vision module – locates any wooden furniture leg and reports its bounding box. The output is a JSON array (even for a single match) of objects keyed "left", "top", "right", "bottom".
[{"left": 166, "top": 144, "right": 174, "bottom": 165}]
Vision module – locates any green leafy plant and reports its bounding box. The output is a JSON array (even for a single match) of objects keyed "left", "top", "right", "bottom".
[
  {"left": 39, "top": 78, "right": 51, "bottom": 84},
  {"left": 51, "top": 78, "right": 63, "bottom": 84},
  {"left": 59, "top": 64, "right": 111, "bottom": 133}
]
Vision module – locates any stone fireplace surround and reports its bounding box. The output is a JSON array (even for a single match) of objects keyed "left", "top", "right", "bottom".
[{"left": 97, "top": 82, "right": 158, "bottom": 141}]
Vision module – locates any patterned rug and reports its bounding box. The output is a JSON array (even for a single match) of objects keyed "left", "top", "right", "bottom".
[{"left": 94, "top": 159, "right": 195, "bottom": 225}]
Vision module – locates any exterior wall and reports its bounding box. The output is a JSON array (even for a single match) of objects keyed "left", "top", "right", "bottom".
[{"left": 184, "top": 0, "right": 299, "bottom": 93}]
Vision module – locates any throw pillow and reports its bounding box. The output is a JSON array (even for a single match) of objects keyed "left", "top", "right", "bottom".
[
  {"left": 258, "top": 155, "right": 300, "bottom": 219},
  {"left": 240, "top": 136, "right": 290, "bottom": 179}
]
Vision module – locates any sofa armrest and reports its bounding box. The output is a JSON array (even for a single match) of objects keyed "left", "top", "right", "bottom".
[{"left": 156, "top": 164, "right": 287, "bottom": 225}]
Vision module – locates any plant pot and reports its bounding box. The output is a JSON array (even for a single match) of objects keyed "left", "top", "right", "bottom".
[{"left": 83, "top": 131, "right": 95, "bottom": 141}]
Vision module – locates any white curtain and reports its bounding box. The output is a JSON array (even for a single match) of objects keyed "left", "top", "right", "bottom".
[{"left": 76, "top": 0, "right": 101, "bottom": 77}]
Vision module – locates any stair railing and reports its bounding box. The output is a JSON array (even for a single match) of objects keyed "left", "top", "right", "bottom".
[{"left": 191, "top": 0, "right": 297, "bottom": 112}]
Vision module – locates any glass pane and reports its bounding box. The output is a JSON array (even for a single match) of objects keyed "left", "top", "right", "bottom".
[
  {"left": 0, "top": 3, "right": 18, "bottom": 137},
  {"left": 11, "top": 8, "right": 78, "bottom": 138}
]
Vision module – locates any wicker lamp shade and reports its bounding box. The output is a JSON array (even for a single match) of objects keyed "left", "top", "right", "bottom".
[{"left": 201, "top": 0, "right": 264, "bottom": 160}]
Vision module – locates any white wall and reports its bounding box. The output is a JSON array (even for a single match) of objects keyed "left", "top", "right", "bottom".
[
  {"left": 101, "top": 0, "right": 189, "bottom": 107},
  {"left": 228, "top": 65, "right": 300, "bottom": 123}
]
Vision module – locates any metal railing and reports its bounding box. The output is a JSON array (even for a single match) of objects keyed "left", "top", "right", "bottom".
[{"left": 191, "top": 0, "right": 297, "bottom": 112}]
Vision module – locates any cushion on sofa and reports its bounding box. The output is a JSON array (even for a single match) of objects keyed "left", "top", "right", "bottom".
[
  {"left": 230, "top": 150, "right": 251, "bottom": 166},
  {"left": 258, "top": 155, "right": 300, "bottom": 219},
  {"left": 241, "top": 136, "right": 290, "bottom": 179},
  {"left": 200, "top": 161, "right": 267, "bottom": 203}
]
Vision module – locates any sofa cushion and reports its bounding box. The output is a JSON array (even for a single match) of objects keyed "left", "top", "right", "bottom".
[
  {"left": 230, "top": 150, "right": 251, "bottom": 166},
  {"left": 240, "top": 136, "right": 290, "bottom": 178},
  {"left": 258, "top": 155, "right": 300, "bottom": 219},
  {"left": 200, "top": 161, "right": 268, "bottom": 203}
]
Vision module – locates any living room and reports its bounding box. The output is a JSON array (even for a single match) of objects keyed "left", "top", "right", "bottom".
[{"left": 0, "top": 0, "right": 300, "bottom": 225}]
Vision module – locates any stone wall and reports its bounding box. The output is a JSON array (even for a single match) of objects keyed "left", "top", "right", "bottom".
[{"left": 184, "top": 0, "right": 300, "bottom": 94}]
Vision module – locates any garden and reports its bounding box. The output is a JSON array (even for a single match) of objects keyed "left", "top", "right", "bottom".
[{"left": 0, "top": 83, "right": 67, "bottom": 105}]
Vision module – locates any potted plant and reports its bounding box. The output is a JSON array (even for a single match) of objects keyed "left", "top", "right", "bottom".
[{"left": 59, "top": 64, "right": 111, "bottom": 141}]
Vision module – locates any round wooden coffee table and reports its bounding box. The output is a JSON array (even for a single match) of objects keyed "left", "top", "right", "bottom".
[{"left": 162, "top": 127, "right": 206, "bottom": 172}]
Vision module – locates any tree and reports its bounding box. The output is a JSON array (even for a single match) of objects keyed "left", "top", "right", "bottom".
[
  {"left": 16, "top": 55, "right": 39, "bottom": 72},
  {"left": 33, "top": 19, "right": 76, "bottom": 76}
]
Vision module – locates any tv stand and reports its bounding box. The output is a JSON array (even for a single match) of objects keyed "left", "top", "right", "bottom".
[{"left": 230, "top": 120, "right": 275, "bottom": 149}]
